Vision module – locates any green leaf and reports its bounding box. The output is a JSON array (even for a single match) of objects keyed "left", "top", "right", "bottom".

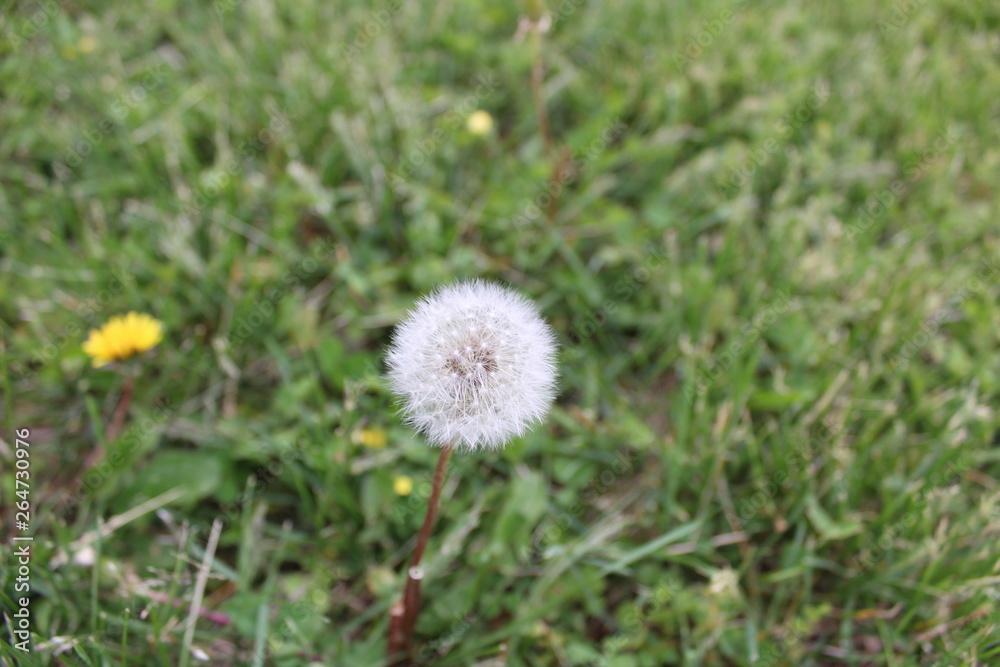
[
  {"left": 126, "top": 451, "right": 226, "bottom": 507},
  {"left": 805, "top": 495, "right": 863, "bottom": 543}
]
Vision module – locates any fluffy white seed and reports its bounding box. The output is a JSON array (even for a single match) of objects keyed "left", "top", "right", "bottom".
[{"left": 385, "top": 280, "right": 558, "bottom": 450}]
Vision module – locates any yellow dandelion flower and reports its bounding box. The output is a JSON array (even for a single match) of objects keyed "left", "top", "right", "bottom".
[
  {"left": 466, "top": 110, "right": 494, "bottom": 136},
  {"left": 393, "top": 475, "right": 413, "bottom": 496},
  {"left": 354, "top": 428, "right": 387, "bottom": 449},
  {"left": 78, "top": 36, "right": 98, "bottom": 53},
  {"left": 83, "top": 312, "right": 163, "bottom": 368}
]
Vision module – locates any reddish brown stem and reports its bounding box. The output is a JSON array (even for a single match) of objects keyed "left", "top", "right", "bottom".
[
  {"left": 530, "top": 44, "right": 554, "bottom": 159},
  {"left": 387, "top": 445, "right": 452, "bottom": 663},
  {"left": 107, "top": 376, "right": 135, "bottom": 442},
  {"left": 409, "top": 446, "right": 452, "bottom": 568},
  {"left": 83, "top": 375, "right": 135, "bottom": 472},
  {"left": 401, "top": 566, "right": 423, "bottom": 639},
  {"left": 386, "top": 601, "right": 407, "bottom": 662},
  {"left": 527, "top": 22, "right": 569, "bottom": 227},
  {"left": 547, "top": 147, "right": 572, "bottom": 223}
]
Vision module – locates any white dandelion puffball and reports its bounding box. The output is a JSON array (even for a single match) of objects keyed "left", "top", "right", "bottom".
[{"left": 386, "top": 280, "right": 558, "bottom": 450}]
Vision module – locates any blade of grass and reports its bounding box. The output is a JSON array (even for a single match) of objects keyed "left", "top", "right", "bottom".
[{"left": 179, "top": 519, "right": 223, "bottom": 667}]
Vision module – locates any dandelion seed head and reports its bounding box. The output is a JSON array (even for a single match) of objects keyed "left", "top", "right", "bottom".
[{"left": 385, "top": 280, "right": 558, "bottom": 451}]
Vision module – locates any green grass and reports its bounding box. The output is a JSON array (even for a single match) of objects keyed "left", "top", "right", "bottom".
[{"left": 1, "top": 0, "right": 999, "bottom": 664}]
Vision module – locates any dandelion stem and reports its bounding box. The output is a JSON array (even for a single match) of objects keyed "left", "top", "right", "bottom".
[
  {"left": 410, "top": 445, "right": 452, "bottom": 567},
  {"left": 387, "top": 601, "right": 407, "bottom": 661},
  {"left": 388, "top": 444, "right": 453, "bottom": 662},
  {"left": 107, "top": 375, "right": 135, "bottom": 442},
  {"left": 84, "top": 374, "right": 135, "bottom": 473},
  {"left": 527, "top": 17, "right": 570, "bottom": 224},
  {"left": 529, "top": 27, "right": 554, "bottom": 159}
]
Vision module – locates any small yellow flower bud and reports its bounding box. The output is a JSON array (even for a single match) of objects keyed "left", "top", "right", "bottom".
[
  {"left": 393, "top": 476, "right": 413, "bottom": 496},
  {"left": 466, "top": 110, "right": 494, "bottom": 136},
  {"left": 355, "top": 428, "right": 387, "bottom": 448}
]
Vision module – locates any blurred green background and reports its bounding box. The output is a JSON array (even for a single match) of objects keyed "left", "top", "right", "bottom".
[{"left": 1, "top": 0, "right": 999, "bottom": 664}]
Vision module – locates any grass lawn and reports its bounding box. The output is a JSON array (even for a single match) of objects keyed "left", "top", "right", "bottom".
[{"left": 1, "top": 0, "right": 999, "bottom": 664}]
